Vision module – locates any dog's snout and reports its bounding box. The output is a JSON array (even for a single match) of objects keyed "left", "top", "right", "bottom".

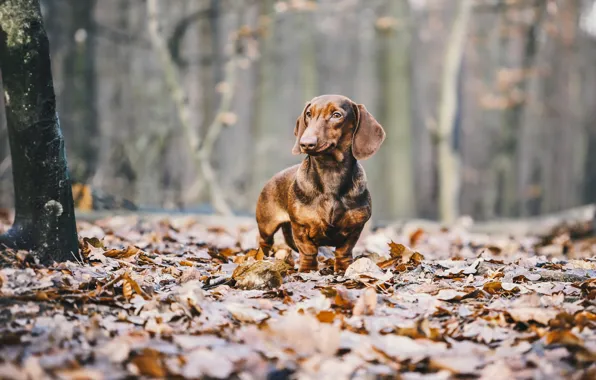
[{"left": 299, "top": 136, "right": 318, "bottom": 151}]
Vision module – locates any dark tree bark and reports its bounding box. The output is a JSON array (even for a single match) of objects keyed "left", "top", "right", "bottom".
[{"left": 0, "top": 0, "right": 78, "bottom": 263}]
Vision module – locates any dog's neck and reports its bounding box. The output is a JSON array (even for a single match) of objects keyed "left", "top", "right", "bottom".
[{"left": 299, "top": 152, "right": 357, "bottom": 197}]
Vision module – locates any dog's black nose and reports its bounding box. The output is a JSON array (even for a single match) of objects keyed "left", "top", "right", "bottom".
[{"left": 300, "top": 136, "right": 318, "bottom": 151}]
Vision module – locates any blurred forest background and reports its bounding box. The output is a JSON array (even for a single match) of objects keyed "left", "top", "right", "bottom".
[{"left": 1, "top": 0, "right": 596, "bottom": 224}]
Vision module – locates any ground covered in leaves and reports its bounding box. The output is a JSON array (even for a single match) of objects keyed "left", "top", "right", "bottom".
[{"left": 1, "top": 214, "right": 596, "bottom": 379}]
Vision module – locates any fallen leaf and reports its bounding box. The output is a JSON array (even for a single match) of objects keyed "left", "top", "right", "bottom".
[
  {"left": 122, "top": 279, "right": 133, "bottom": 299},
  {"left": 409, "top": 228, "right": 425, "bottom": 246},
  {"left": 507, "top": 307, "right": 559, "bottom": 325},
  {"left": 104, "top": 245, "right": 141, "bottom": 259},
  {"left": 316, "top": 310, "right": 336, "bottom": 323},
  {"left": 353, "top": 287, "right": 377, "bottom": 316},
  {"left": 544, "top": 330, "right": 584, "bottom": 347},
  {"left": 232, "top": 259, "right": 290, "bottom": 290},
  {"left": 436, "top": 289, "right": 466, "bottom": 301},
  {"left": 227, "top": 303, "right": 269, "bottom": 323},
  {"left": 130, "top": 349, "right": 166, "bottom": 378},
  {"left": 345, "top": 258, "right": 387, "bottom": 281}
]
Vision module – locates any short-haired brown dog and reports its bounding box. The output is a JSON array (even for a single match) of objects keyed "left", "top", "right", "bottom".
[{"left": 256, "top": 95, "right": 386, "bottom": 273}]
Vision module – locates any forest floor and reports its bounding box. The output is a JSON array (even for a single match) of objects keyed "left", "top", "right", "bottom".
[{"left": 0, "top": 213, "right": 595, "bottom": 380}]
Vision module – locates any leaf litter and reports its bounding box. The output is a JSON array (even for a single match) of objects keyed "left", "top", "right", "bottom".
[{"left": 0, "top": 215, "right": 595, "bottom": 379}]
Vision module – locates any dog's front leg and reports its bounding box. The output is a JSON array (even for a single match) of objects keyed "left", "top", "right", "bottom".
[
  {"left": 334, "top": 226, "right": 364, "bottom": 273},
  {"left": 292, "top": 225, "right": 318, "bottom": 272}
]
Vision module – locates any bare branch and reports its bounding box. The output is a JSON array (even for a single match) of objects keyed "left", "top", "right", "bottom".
[
  {"left": 146, "top": 0, "right": 243, "bottom": 216},
  {"left": 146, "top": 0, "right": 197, "bottom": 153}
]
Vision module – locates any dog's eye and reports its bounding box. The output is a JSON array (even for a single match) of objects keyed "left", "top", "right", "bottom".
[
  {"left": 332, "top": 112, "right": 342, "bottom": 119},
  {"left": 305, "top": 111, "right": 312, "bottom": 118}
]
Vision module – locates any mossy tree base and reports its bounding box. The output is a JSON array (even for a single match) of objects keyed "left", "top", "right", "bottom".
[{"left": 0, "top": 0, "right": 78, "bottom": 264}]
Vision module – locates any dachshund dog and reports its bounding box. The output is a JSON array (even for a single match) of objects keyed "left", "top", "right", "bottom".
[{"left": 256, "top": 95, "right": 386, "bottom": 272}]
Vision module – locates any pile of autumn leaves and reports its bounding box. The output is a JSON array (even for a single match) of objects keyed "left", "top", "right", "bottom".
[{"left": 0, "top": 215, "right": 595, "bottom": 379}]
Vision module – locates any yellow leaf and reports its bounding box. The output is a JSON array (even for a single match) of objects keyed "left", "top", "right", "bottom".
[{"left": 316, "top": 310, "right": 336, "bottom": 323}]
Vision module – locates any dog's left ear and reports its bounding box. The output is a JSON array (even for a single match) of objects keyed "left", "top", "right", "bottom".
[
  {"left": 292, "top": 101, "right": 311, "bottom": 155},
  {"left": 351, "top": 103, "right": 386, "bottom": 160}
]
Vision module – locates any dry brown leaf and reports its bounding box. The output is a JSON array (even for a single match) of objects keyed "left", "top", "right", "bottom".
[
  {"left": 122, "top": 273, "right": 151, "bottom": 300},
  {"left": 122, "top": 279, "right": 132, "bottom": 299},
  {"left": 544, "top": 330, "right": 584, "bottom": 347},
  {"left": 345, "top": 257, "right": 387, "bottom": 281},
  {"left": 396, "top": 319, "right": 442, "bottom": 341},
  {"left": 316, "top": 310, "right": 336, "bottom": 323},
  {"left": 232, "top": 259, "right": 290, "bottom": 290},
  {"left": 507, "top": 307, "right": 558, "bottom": 325},
  {"left": 333, "top": 287, "right": 354, "bottom": 310},
  {"left": 388, "top": 241, "right": 406, "bottom": 258},
  {"left": 104, "top": 245, "right": 141, "bottom": 259},
  {"left": 409, "top": 228, "right": 424, "bottom": 246},
  {"left": 130, "top": 349, "right": 166, "bottom": 378},
  {"left": 381, "top": 241, "right": 425, "bottom": 271}
]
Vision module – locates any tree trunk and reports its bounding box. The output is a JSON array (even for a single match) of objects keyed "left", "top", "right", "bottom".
[
  {"left": 436, "top": 0, "right": 472, "bottom": 224},
  {"left": 0, "top": 0, "right": 78, "bottom": 264},
  {"left": 498, "top": 2, "right": 546, "bottom": 217},
  {"left": 251, "top": 0, "right": 277, "bottom": 204},
  {"left": 377, "top": 0, "right": 414, "bottom": 219}
]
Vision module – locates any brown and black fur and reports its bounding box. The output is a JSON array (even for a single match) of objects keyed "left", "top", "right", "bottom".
[{"left": 256, "top": 95, "right": 386, "bottom": 272}]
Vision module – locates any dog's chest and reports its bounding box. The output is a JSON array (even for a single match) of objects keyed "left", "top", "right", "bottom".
[
  {"left": 294, "top": 195, "right": 353, "bottom": 242},
  {"left": 317, "top": 195, "right": 344, "bottom": 228}
]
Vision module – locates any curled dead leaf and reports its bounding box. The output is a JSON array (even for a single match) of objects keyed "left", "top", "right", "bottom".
[
  {"left": 345, "top": 257, "right": 386, "bottom": 281},
  {"left": 483, "top": 281, "right": 519, "bottom": 295},
  {"left": 104, "top": 245, "right": 142, "bottom": 259},
  {"left": 130, "top": 348, "right": 166, "bottom": 378},
  {"left": 122, "top": 279, "right": 132, "bottom": 299},
  {"left": 331, "top": 287, "right": 354, "bottom": 310},
  {"left": 409, "top": 228, "right": 424, "bottom": 246},
  {"left": 232, "top": 259, "right": 290, "bottom": 290},
  {"left": 122, "top": 273, "right": 151, "bottom": 300},
  {"left": 380, "top": 241, "right": 425, "bottom": 271},
  {"left": 544, "top": 330, "right": 584, "bottom": 347}
]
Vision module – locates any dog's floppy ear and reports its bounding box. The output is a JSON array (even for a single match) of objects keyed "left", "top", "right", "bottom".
[
  {"left": 351, "top": 103, "right": 386, "bottom": 160},
  {"left": 292, "top": 102, "right": 311, "bottom": 155}
]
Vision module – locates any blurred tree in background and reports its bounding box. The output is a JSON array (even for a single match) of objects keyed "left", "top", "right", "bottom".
[{"left": 1, "top": 0, "right": 595, "bottom": 224}]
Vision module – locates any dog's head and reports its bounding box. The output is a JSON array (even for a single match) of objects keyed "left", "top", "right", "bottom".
[{"left": 292, "top": 95, "right": 385, "bottom": 160}]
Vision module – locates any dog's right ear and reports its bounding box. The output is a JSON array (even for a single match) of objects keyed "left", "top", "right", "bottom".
[
  {"left": 351, "top": 104, "right": 385, "bottom": 160},
  {"left": 292, "top": 102, "right": 311, "bottom": 155}
]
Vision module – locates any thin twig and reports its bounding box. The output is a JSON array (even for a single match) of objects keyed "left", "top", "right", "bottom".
[{"left": 146, "top": 0, "right": 239, "bottom": 215}]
